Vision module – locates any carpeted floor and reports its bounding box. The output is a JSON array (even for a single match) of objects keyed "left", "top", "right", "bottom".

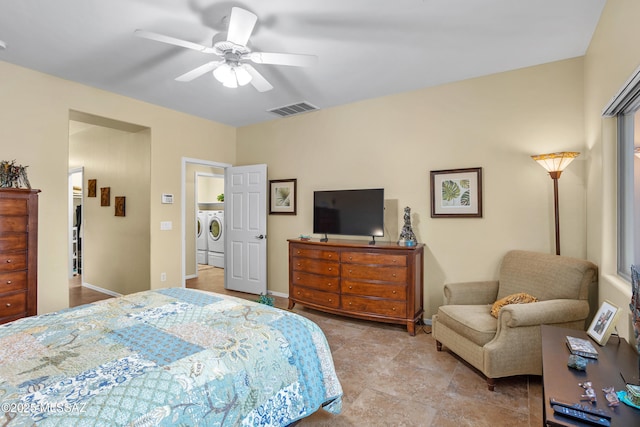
[{"left": 70, "top": 266, "right": 543, "bottom": 426}]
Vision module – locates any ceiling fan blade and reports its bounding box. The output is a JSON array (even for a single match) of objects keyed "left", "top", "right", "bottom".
[
  {"left": 243, "top": 64, "right": 273, "bottom": 92},
  {"left": 247, "top": 51, "right": 318, "bottom": 67},
  {"left": 226, "top": 7, "right": 257, "bottom": 46},
  {"left": 134, "top": 29, "right": 217, "bottom": 53},
  {"left": 175, "top": 61, "right": 223, "bottom": 82}
]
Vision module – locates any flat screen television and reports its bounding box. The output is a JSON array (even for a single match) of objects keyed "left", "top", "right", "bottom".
[{"left": 313, "top": 188, "right": 384, "bottom": 243}]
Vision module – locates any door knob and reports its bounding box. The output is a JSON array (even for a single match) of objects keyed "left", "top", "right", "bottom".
[{"left": 255, "top": 234, "right": 266, "bottom": 239}]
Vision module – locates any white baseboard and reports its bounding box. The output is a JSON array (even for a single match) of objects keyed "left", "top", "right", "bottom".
[
  {"left": 268, "top": 290, "right": 288, "bottom": 299},
  {"left": 82, "top": 282, "right": 122, "bottom": 298}
]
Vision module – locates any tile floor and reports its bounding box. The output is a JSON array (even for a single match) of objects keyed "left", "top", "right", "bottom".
[{"left": 70, "top": 266, "right": 543, "bottom": 426}]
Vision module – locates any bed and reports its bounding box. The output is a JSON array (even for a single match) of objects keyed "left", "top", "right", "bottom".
[{"left": 0, "top": 288, "right": 343, "bottom": 426}]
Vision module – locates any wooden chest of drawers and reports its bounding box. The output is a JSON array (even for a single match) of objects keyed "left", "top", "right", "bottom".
[
  {"left": 288, "top": 239, "right": 424, "bottom": 335},
  {"left": 0, "top": 188, "right": 39, "bottom": 324}
]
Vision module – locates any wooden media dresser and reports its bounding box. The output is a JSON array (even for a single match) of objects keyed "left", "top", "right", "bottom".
[{"left": 288, "top": 238, "right": 424, "bottom": 335}]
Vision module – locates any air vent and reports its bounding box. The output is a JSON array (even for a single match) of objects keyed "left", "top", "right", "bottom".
[{"left": 268, "top": 102, "right": 318, "bottom": 118}]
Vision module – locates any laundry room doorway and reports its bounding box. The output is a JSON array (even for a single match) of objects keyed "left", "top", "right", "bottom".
[{"left": 183, "top": 160, "right": 228, "bottom": 283}]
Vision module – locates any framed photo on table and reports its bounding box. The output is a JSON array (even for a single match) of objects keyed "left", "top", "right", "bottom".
[
  {"left": 430, "top": 167, "right": 483, "bottom": 218},
  {"left": 269, "top": 179, "right": 297, "bottom": 215},
  {"left": 587, "top": 300, "right": 621, "bottom": 345}
]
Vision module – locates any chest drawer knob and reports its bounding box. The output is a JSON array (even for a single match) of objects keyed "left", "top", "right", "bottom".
[
  {"left": 5, "top": 303, "right": 11, "bottom": 307},
  {"left": 392, "top": 307, "right": 396, "bottom": 311},
  {"left": 296, "top": 250, "right": 301, "bottom": 254},
  {"left": 348, "top": 286, "right": 352, "bottom": 289},
  {"left": 328, "top": 298, "right": 332, "bottom": 303},
  {"left": 392, "top": 290, "right": 397, "bottom": 294},
  {"left": 392, "top": 273, "right": 396, "bottom": 277},
  {"left": 348, "top": 302, "right": 352, "bottom": 305},
  {"left": 328, "top": 267, "right": 332, "bottom": 271},
  {"left": 297, "top": 291, "right": 301, "bottom": 295},
  {"left": 6, "top": 259, "right": 12, "bottom": 263},
  {"left": 327, "top": 283, "right": 331, "bottom": 287}
]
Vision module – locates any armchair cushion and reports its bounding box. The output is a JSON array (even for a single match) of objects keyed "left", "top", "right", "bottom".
[
  {"left": 437, "top": 304, "right": 496, "bottom": 347},
  {"left": 490, "top": 292, "right": 538, "bottom": 318}
]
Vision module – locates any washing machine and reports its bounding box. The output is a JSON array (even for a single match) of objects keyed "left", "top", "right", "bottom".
[
  {"left": 196, "top": 211, "right": 208, "bottom": 265},
  {"left": 207, "top": 210, "right": 224, "bottom": 268}
]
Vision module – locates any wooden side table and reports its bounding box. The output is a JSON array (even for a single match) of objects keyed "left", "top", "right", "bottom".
[{"left": 541, "top": 324, "right": 640, "bottom": 426}]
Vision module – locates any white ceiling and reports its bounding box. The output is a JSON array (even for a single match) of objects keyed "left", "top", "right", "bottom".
[{"left": 0, "top": 0, "right": 606, "bottom": 127}]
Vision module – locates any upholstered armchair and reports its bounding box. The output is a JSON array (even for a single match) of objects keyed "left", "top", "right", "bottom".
[{"left": 432, "top": 250, "right": 597, "bottom": 391}]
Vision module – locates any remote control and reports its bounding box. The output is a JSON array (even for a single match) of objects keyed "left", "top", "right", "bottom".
[
  {"left": 552, "top": 405, "right": 611, "bottom": 426},
  {"left": 549, "top": 397, "right": 611, "bottom": 419}
]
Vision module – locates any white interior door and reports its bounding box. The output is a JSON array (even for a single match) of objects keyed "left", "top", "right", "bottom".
[{"left": 224, "top": 164, "right": 267, "bottom": 294}]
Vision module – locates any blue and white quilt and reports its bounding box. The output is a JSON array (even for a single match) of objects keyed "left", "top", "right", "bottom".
[{"left": 0, "top": 288, "right": 342, "bottom": 426}]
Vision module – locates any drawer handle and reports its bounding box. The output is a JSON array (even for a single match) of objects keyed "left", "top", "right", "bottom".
[
  {"left": 6, "top": 280, "right": 12, "bottom": 285},
  {"left": 5, "top": 303, "right": 11, "bottom": 308},
  {"left": 328, "top": 298, "right": 332, "bottom": 302},
  {"left": 328, "top": 254, "right": 332, "bottom": 258},
  {"left": 328, "top": 267, "right": 332, "bottom": 271},
  {"left": 297, "top": 291, "right": 301, "bottom": 295},
  {"left": 297, "top": 263, "right": 301, "bottom": 267},
  {"left": 349, "top": 256, "right": 352, "bottom": 260},
  {"left": 6, "top": 259, "right": 12, "bottom": 264},
  {"left": 349, "top": 302, "right": 352, "bottom": 305},
  {"left": 392, "top": 290, "right": 397, "bottom": 294},
  {"left": 392, "top": 307, "right": 396, "bottom": 311},
  {"left": 296, "top": 276, "right": 300, "bottom": 280},
  {"left": 348, "top": 286, "right": 352, "bottom": 289},
  {"left": 392, "top": 273, "right": 396, "bottom": 277},
  {"left": 297, "top": 250, "right": 301, "bottom": 254},
  {"left": 327, "top": 283, "right": 331, "bottom": 287}
]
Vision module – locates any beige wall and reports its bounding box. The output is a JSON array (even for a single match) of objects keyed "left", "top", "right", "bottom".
[
  {"left": 69, "top": 124, "right": 151, "bottom": 295},
  {"left": 584, "top": 0, "right": 640, "bottom": 341},
  {"left": 237, "top": 57, "right": 587, "bottom": 317},
  {"left": 0, "top": 60, "right": 235, "bottom": 314}
]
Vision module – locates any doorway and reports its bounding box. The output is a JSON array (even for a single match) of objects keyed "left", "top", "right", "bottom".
[{"left": 182, "top": 158, "right": 230, "bottom": 290}]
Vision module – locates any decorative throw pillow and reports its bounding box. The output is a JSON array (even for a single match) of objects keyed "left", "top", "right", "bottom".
[{"left": 490, "top": 292, "right": 538, "bottom": 318}]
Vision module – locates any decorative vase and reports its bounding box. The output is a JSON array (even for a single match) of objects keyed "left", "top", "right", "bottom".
[{"left": 398, "top": 206, "right": 417, "bottom": 246}]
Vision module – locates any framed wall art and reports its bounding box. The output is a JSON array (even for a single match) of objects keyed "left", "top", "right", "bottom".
[
  {"left": 100, "top": 187, "right": 110, "bottom": 206},
  {"left": 88, "top": 179, "right": 97, "bottom": 197},
  {"left": 115, "top": 196, "right": 126, "bottom": 217},
  {"left": 430, "top": 167, "right": 483, "bottom": 218},
  {"left": 587, "top": 300, "right": 621, "bottom": 345},
  {"left": 269, "top": 179, "right": 297, "bottom": 215}
]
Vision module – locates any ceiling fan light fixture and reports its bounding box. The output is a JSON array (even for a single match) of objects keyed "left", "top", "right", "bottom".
[
  {"left": 235, "top": 65, "right": 252, "bottom": 86},
  {"left": 213, "top": 62, "right": 252, "bottom": 88}
]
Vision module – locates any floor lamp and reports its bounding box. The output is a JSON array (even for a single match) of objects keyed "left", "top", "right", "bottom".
[{"left": 531, "top": 151, "right": 579, "bottom": 255}]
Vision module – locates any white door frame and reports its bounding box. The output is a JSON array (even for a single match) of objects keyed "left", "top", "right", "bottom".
[
  {"left": 68, "top": 167, "right": 83, "bottom": 279},
  {"left": 181, "top": 157, "right": 231, "bottom": 286}
]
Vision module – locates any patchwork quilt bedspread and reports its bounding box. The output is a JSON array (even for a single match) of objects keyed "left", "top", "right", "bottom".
[{"left": 0, "top": 288, "right": 343, "bottom": 426}]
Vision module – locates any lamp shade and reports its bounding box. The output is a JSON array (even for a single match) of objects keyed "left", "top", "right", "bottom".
[{"left": 531, "top": 151, "right": 579, "bottom": 173}]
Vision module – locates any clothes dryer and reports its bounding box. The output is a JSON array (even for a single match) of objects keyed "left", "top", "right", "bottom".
[
  {"left": 196, "top": 211, "right": 208, "bottom": 265},
  {"left": 207, "top": 210, "right": 224, "bottom": 268}
]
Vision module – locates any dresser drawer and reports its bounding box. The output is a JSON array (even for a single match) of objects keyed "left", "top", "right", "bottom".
[
  {"left": 0, "top": 234, "right": 27, "bottom": 251},
  {"left": 342, "top": 280, "right": 407, "bottom": 300},
  {"left": 342, "top": 264, "right": 407, "bottom": 283},
  {"left": 0, "top": 292, "right": 27, "bottom": 318},
  {"left": 291, "top": 285, "right": 340, "bottom": 308},
  {"left": 342, "top": 295, "right": 406, "bottom": 318},
  {"left": 341, "top": 252, "right": 407, "bottom": 267},
  {"left": 0, "top": 252, "right": 27, "bottom": 272},
  {"left": 290, "top": 245, "right": 339, "bottom": 261},
  {"left": 0, "top": 216, "right": 27, "bottom": 233},
  {"left": 292, "top": 257, "right": 339, "bottom": 276},
  {"left": 0, "top": 271, "right": 27, "bottom": 293},
  {"left": 0, "top": 198, "right": 28, "bottom": 216},
  {"left": 292, "top": 271, "right": 339, "bottom": 292}
]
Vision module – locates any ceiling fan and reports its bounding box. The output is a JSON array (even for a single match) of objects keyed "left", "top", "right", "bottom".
[{"left": 134, "top": 7, "right": 317, "bottom": 92}]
